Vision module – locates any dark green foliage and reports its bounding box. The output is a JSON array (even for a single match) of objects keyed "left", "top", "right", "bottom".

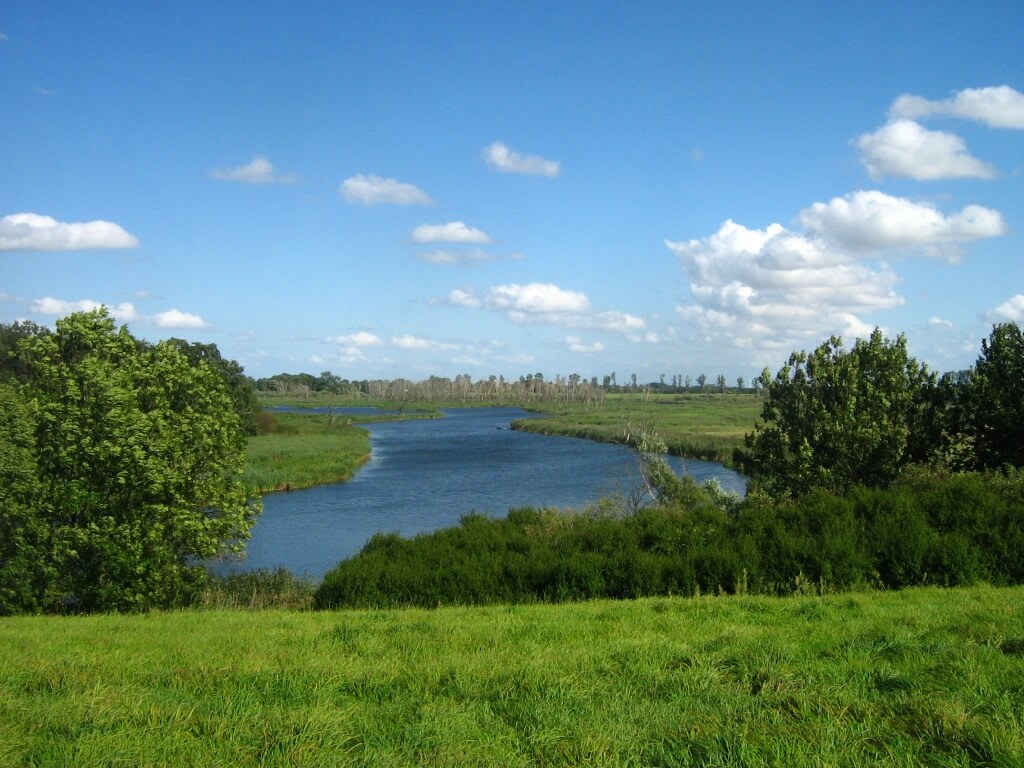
[
  {"left": 0, "top": 309, "right": 258, "bottom": 614},
  {"left": 0, "top": 320, "right": 50, "bottom": 383},
  {"left": 315, "top": 469, "right": 1024, "bottom": 609},
  {"left": 0, "top": 382, "right": 51, "bottom": 614},
  {"left": 960, "top": 323, "right": 1024, "bottom": 469},
  {"left": 164, "top": 338, "right": 261, "bottom": 435},
  {"left": 745, "top": 329, "right": 937, "bottom": 497}
]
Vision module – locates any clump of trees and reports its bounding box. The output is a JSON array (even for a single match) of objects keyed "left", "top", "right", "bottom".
[
  {"left": 743, "top": 324, "right": 1024, "bottom": 497},
  {"left": 0, "top": 310, "right": 259, "bottom": 614}
]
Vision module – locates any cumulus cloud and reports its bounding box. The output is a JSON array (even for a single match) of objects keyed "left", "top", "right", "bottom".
[
  {"left": 446, "top": 289, "right": 482, "bottom": 308},
  {"left": 566, "top": 336, "right": 605, "bottom": 354},
  {"left": 153, "top": 309, "right": 206, "bottom": 329},
  {"left": 390, "top": 334, "right": 458, "bottom": 351},
  {"left": 1, "top": 213, "right": 139, "bottom": 251},
  {"left": 31, "top": 297, "right": 139, "bottom": 321},
  {"left": 340, "top": 174, "right": 432, "bottom": 205},
  {"left": 667, "top": 220, "right": 903, "bottom": 351},
  {"left": 484, "top": 141, "right": 560, "bottom": 177},
  {"left": 210, "top": 156, "right": 299, "bottom": 184},
  {"left": 411, "top": 221, "right": 491, "bottom": 244},
  {"left": 29, "top": 298, "right": 206, "bottom": 327},
  {"left": 326, "top": 331, "right": 382, "bottom": 346},
  {"left": 485, "top": 283, "right": 589, "bottom": 315},
  {"left": 417, "top": 249, "right": 496, "bottom": 266},
  {"left": 929, "top": 316, "right": 954, "bottom": 329},
  {"left": 448, "top": 282, "right": 645, "bottom": 333},
  {"left": 889, "top": 85, "right": 1024, "bottom": 129},
  {"left": 854, "top": 120, "right": 997, "bottom": 180},
  {"left": 800, "top": 190, "right": 1006, "bottom": 252},
  {"left": 989, "top": 294, "right": 1024, "bottom": 323}
]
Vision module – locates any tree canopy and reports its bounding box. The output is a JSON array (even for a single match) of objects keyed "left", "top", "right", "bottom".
[
  {"left": 744, "top": 329, "right": 937, "bottom": 497},
  {"left": 960, "top": 323, "right": 1024, "bottom": 470},
  {"left": 0, "top": 310, "right": 259, "bottom": 613}
]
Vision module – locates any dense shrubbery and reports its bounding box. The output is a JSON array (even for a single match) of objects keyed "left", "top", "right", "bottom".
[{"left": 314, "top": 468, "right": 1024, "bottom": 609}]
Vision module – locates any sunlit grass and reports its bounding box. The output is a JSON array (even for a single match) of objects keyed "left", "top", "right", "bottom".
[
  {"left": 2, "top": 585, "right": 1022, "bottom": 766},
  {"left": 243, "top": 412, "right": 372, "bottom": 493},
  {"left": 516, "top": 392, "right": 764, "bottom": 464}
]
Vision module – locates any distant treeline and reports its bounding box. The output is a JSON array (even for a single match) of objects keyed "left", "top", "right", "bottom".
[
  {"left": 314, "top": 467, "right": 1024, "bottom": 609},
  {"left": 253, "top": 371, "right": 755, "bottom": 403}
]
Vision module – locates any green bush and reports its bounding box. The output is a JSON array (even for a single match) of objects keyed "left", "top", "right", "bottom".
[{"left": 313, "top": 470, "right": 1024, "bottom": 610}]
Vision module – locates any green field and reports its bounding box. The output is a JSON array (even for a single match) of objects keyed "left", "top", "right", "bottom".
[
  {"left": 2, "top": 585, "right": 1022, "bottom": 766},
  {"left": 243, "top": 411, "right": 373, "bottom": 493},
  {"left": 515, "top": 393, "right": 764, "bottom": 464}
]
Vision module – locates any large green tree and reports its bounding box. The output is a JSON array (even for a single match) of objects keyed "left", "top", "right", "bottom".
[
  {"left": 961, "top": 323, "right": 1024, "bottom": 469},
  {"left": 0, "top": 309, "right": 259, "bottom": 613},
  {"left": 745, "top": 329, "right": 937, "bottom": 497}
]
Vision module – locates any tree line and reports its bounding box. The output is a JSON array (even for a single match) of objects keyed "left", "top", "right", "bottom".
[{"left": 255, "top": 370, "right": 757, "bottom": 403}]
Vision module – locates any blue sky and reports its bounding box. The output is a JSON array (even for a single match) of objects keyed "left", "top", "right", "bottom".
[{"left": 2, "top": 2, "right": 1022, "bottom": 383}]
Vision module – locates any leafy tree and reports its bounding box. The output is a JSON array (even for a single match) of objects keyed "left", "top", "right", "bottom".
[
  {"left": 0, "top": 320, "right": 50, "bottom": 382},
  {"left": 715, "top": 374, "right": 727, "bottom": 393},
  {"left": 4, "top": 309, "right": 259, "bottom": 612},
  {"left": 744, "top": 329, "right": 937, "bottom": 497},
  {"left": 165, "top": 338, "right": 260, "bottom": 435},
  {"left": 696, "top": 373, "right": 707, "bottom": 390},
  {"left": 0, "top": 382, "right": 50, "bottom": 614},
  {"left": 961, "top": 323, "right": 1024, "bottom": 469}
]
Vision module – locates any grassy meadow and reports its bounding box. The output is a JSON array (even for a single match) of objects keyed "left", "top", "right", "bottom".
[
  {"left": 515, "top": 392, "right": 764, "bottom": 464},
  {"left": 243, "top": 411, "right": 374, "bottom": 493},
  {"left": 2, "top": 585, "right": 1022, "bottom": 766}
]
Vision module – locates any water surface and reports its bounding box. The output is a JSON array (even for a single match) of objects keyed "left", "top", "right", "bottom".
[{"left": 220, "top": 407, "right": 745, "bottom": 579}]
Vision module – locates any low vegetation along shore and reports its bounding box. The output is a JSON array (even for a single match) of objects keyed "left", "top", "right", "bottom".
[
  {"left": 2, "top": 585, "right": 1021, "bottom": 766},
  {"left": 513, "top": 392, "right": 762, "bottom": 465}
]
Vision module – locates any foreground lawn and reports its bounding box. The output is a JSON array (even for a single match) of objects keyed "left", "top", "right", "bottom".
[
  {"left": 2, "top": 586, "right": 1022, "bottom": 766},
  {"left": 516, "top": 392, "right": 764, "bottom": 464}
]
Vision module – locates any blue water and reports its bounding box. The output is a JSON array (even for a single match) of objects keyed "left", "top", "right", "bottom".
[{"left": 218, "top": 407, "right": 746, "bottom": 579}]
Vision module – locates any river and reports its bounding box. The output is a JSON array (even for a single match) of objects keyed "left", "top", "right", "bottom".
[{"left": 216, "top": 407, "right": 746, "bottom": 579}]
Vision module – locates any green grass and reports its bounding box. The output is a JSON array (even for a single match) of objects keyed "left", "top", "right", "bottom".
[
  {"left": 2, "top": 585, "right": 1022, "bottom": 766},
  {"left": 243, "top": 412, "right": 374, "bottom": 493},
  {"left": 516, "top": 392, "right": 764, "bottom": 464}
]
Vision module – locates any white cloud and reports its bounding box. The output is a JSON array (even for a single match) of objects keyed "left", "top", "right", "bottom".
[
  {"left": 565, "top": 336, "right": 605, "bottom": 354},
  {"left": 484, "top": 141, "right": 560, "bottom": 177},
  {"left": 411, "top": 221, "right": 491, "bottom": 244},
  {"left": 210, "top": 156, "right": 299, "bottom": 185},
  {"left": 449, "top": 282, "right": 646, "bottom": 333},
  {"left": 418, "top": 248, "right": 496, "bottom": 266},
  {"left": 889, "top": 85, "right": 1024, "bottom": 129},
  {"left": 340, "top": 174, "right": 432, "bottom": 205},
  {"left": 989, "top": 294, "right": 1024, "bottom": 323},
  {"left": 446, "top": 289, "right": 482, "bottom": 309},
  {"left": 800, "top": 190, "right": 1006, "bottom": 252},
  {"left": 667, "top": 219, "right": 903, "bottom": 351},
  {"left": 929, "top": 316, "right": 954, "bottom": 329},
  {"left": 153, "top": 308, "right": 207, "bottom": 329},
  {"left": 1, "top": 213, "right": 139, "bottom": 251},
  {"left": 29, "top": 297, "right": 201, "bottom": 327},
  {"left": 327, "top": 331, "right": 382, "bottom": 346},
  {"left": 485, "top": 283, "right": 590, "bottom": 314},
  {"left": 854, "top": 120, "right": 997, "bottom": 180},
  {"left": 390, "top": 334, "right": 457, "bottom": 351}
]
